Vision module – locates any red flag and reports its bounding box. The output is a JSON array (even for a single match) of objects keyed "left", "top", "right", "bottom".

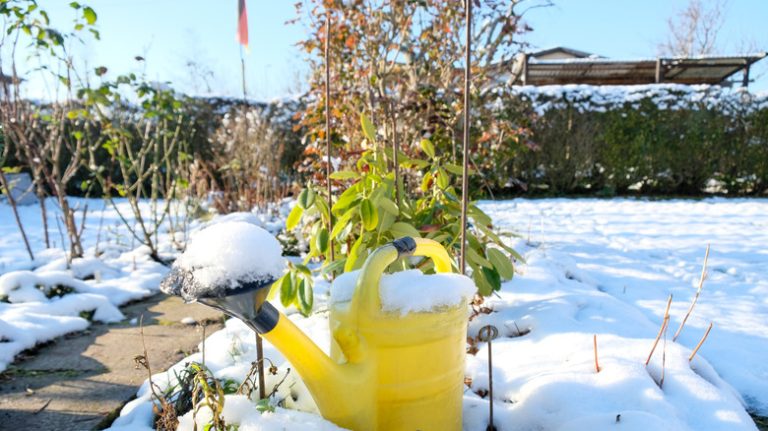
[{"left": 236, "top": 0, "right": 248, "bottom": 48}]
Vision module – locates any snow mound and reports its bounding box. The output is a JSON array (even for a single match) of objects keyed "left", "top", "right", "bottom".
[
  {"left": 162, "top": 221, "right": 285, "bottom": 300},
  {"left": 331, "top": 269, "right": 475, "bottom": 315}
]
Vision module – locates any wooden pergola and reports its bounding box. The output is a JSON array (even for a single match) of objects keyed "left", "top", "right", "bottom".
[{"left": 502, "top": 51, "right": 767, "bottom": 87}]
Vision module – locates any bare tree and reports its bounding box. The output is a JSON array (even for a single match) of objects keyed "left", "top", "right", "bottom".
[{"left": 659, "top": 0, "right": 727, "bottom": 57}]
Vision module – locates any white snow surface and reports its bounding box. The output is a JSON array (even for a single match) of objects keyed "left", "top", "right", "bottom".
[
  {"left": 3, "top": 197, "right": 767, "bottom": 430},
  {"left": 175, "top": 221, "right": 285, "bottom": 293},
  {"left": 109, "top": 198, "right": 768, "bottom": 431},
  {"left": 331, "top": 269, "right": 476, "bottom": 315},
  {"left": 0, "top": 198, "right": 175, "bottom": 371}
]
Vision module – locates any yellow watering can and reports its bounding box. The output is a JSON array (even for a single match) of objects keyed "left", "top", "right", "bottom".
[{"left": 162, "top": 236, "right": 468, "bottom": 431}]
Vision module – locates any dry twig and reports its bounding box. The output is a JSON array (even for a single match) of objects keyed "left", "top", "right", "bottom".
[
  {"left": 134, "top": 315, "right": 178, "bottom": 430},
  {"left": 593, "top": 334, "right": 600, "bottom": 373},
  {"left": 673, "top": 244, "right": 710, "bottom": 341},
  {"left": 646, "top": 294, "right": 673, "bottom": 366},
  {"left": 689, "top": 322, "right": 714, "bottom": 362}
]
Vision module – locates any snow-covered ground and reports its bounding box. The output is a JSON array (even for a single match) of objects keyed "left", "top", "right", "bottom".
[
  {"left": 0, "top": 197, "right": 284, "bottom": 372},
  {"left": 111, "top": 198, "right": 768, "bottom": 431},
  {"left": 0, "top": 198, "right": 173, "bottom": 370},
  {"left": 2, "top": 197, "right": 767, "bottom": 430}
]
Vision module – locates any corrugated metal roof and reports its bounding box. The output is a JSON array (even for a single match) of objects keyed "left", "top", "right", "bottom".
[{"left": 504, "top": 53, "right": 767, "bottom": 86}]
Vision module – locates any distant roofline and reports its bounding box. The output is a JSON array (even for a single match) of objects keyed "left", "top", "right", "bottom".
[
  {"left": 529, "top": 46, "right": 601, "bottom": 59},
  {"left": 496, "top": 51, "right": 767, "bottom": 87},
  {"left": 529, "top": 52, "right": 767, "bottom": 65}
]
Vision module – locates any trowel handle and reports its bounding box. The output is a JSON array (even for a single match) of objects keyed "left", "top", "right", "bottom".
[{"left": 352, "top": 237, "right": 453, "bottom": 316}]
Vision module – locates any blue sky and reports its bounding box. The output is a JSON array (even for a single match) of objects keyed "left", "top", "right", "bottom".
[{"left": 11, "top": 0, "right": 768, "bottom": 100}]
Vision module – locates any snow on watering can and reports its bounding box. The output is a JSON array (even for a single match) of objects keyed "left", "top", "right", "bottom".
[{"left": 161, "top": 221, "right": 474, "bottom": 431}]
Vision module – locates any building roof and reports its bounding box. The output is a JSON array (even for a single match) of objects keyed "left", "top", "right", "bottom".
[
  {"left": 503, "top": 50, "right": 767, "bottom": 87},
  {"left": 529, "top": 46, "right": 598, "bottom": 60}
]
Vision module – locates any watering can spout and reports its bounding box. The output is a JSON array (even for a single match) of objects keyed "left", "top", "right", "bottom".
[{"left": 195, "top": 285, "right": 375, "bottom": 428}]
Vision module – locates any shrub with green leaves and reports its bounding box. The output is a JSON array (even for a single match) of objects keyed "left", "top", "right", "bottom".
[{"left": 274, "top": 114, "right": 521, "bottom": 315}]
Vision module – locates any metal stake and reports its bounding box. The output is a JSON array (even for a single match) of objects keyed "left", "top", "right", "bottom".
[
  {"left": 459, "top": 0, "right": 472, "bottom": 275},
  {"left": 256, "top": 333, "right": 266, "bottom": 399},
  {"left": 324, "top": 11, "right": 335, "bottom": 264},
  {"left": 391, "top": 103, "right": 400, "bottom": 209},
  {"left": 479, "top": 325, "right": 498, "bottom": 431}
]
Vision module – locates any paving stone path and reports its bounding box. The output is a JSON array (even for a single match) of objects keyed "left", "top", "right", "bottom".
[{"left": 0, "top": 294, "right": 225, "bottom": 430}]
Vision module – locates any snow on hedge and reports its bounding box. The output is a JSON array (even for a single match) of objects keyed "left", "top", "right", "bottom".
[{"left": 495, "top": 84, "right": 768, "bottom": 116}]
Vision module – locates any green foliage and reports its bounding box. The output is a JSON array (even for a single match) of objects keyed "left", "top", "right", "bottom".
[
  {"left": 275, "top": 115, "right": 521, "bottom": 314},
  {"left": 497, "top": 89, "right": 768, "bottom": 196}
]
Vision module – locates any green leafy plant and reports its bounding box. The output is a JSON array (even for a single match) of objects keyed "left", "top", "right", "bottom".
[{"left": 274, "top": 115, "right": 521, "bottom": 315}]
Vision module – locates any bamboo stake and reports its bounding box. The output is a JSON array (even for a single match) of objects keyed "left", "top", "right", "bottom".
[
  {"left": 646, "top": 294, "right": 673, "bottom": 366},
  {"left": 673, "top": 244, "right": 710, "bottom": 341},
  {"left": 459, "top": 0, "right": 472, "bottom": 275},
  {"left": 689, "top": 322, "right": 714, "bottom": 362}
]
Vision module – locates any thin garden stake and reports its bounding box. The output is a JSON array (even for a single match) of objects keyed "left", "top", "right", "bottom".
[
  {"left": 325, "top": 12, "right": 335, "bottom": 264},
  {"left": 479, "top": 325, "right": 498, "bottom": 431},
  {"left": 202, "top": 322, "right": 206, "bottom": 365},
  {"left": 237, "top": 15, "right": 266, "bottom": 399},
  {"left": 390, "top": 104, "right": 400, "bottom": 209},
  {"left": 255, "top": 331, "right": 266, "bottom": 398},
  {"left": 459, "top": 0, "right": 472, "bottom": 275}
]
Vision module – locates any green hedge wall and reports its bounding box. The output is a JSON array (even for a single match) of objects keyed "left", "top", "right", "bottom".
[{"left": 493, "top": 84, "right": 768, "bottom": 196}]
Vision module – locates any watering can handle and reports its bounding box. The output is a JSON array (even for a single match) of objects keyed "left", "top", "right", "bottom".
[{"left": 351, "top": 237, "right": 453, "bottom": 317}]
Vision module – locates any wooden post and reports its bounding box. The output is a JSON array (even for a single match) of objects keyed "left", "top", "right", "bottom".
[{"left": 655, "top": 58, "right": 664, "bottom": 83}]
